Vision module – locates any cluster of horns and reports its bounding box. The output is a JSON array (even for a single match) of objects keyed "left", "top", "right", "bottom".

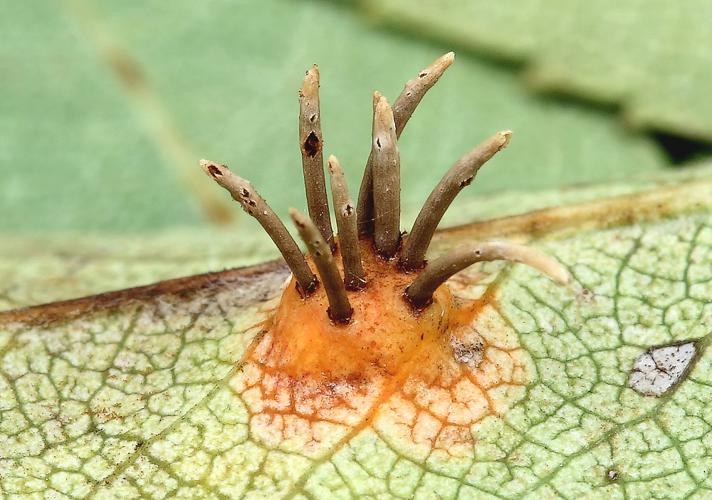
[{"left": 202, "top": 52, "right": 569, "bottom": 323}]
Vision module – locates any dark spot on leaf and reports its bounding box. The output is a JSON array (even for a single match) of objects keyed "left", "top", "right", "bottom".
[
  {"left": 303, "top": 132, "right": 320, "bottom": 157},
  {"left": 578, "top": 287, "right": 595, "bottom": 304},
  {"left": 607, "top": 470, "right": 619, "bottom": 481},
  {"left": 106, "top": 50, "right": 144, "bottom": 89}
]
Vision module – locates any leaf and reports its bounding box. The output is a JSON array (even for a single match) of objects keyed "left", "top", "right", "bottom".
[
  {"left": 364, "top": 0, "right": 712, "bottom": 141},
  {"left": 2, "top": 163, "right": 711, "bottom": 311},
  {"left": 0, "top": 0, "right": 667, "bottom": 231},
  {"left": 1, "top": 174, "right": 711, "bottom": 497},
  {"left": 0, "top": 229, "right": 276, "bottom": 312}
]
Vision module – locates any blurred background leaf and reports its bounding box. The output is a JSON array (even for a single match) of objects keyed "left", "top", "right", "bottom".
[
  {"left": 1, "top": 0, "right": 669, "bottom": 233},
  {"left": 365, "top": 0, "right": 712, "bottom": 143}
]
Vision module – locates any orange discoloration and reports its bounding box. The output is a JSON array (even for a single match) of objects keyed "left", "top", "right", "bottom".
[
  {"left": 374, "top": 302, "right": 532, "bottom": 465},
  {"left": 227, "top": 241, "right": 533, "bottom": 460}
]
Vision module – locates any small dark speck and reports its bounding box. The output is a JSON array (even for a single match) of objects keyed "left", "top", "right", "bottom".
[
  {"left": 304, "top": 131, "right": 320, "bottom": 157},
  {"left": 207, "top": 165, "right": 222, "bottom": 177},
  {"left": 578, "top": 287, "right": 595, "bottom": 304},
  {"left": 607, "top": 470, "right": 619, "bottom": 481},
  {"left": 418, "top": 71, "right": 428, "bottom": 78}
]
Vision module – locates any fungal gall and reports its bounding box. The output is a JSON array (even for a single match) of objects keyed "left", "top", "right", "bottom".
[{"left": 202, "top": 53, "right": 570, "bottom": 424}]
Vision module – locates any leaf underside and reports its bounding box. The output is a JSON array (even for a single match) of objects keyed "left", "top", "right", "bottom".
[{"left": 1, "top": 176, "right": 711, "bottom": 498}]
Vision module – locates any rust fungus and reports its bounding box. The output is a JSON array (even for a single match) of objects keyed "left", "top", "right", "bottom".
[
  {"left": 201, "top": 52, "right": 569, "bottom": 324},
  {"left": 202, "top": 51, "right": 569, "bottom": 335},
  {"left": 201, "top": 53, "right": 571, "bottom": 428}
]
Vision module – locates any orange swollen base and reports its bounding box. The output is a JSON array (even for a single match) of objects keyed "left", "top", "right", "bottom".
[
  {"left": 233, "top": 240, "right": 528, "bottom": 460},
  {"left": 264, "top": 241, "right": 453, "bottom": 382}
]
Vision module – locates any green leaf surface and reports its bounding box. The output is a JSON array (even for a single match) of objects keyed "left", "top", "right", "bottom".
[
  {"left": 1, "top": 0, "right": 668, "bottom": 232},
  {"left": 1, "top": 173, "right": 711, "bottom": 498},
  {"left": 365, "top": 0, "right": 712, "bottom": 141},
  {"left": 0, "top": 229, "right": 274, "bottom": 313}
]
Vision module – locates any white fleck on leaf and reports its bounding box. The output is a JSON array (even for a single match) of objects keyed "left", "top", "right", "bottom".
[
  {"left": 450, "top": 329, "right": 485, "bottom": 368},
  {"left": 628, "top": 341, "right": 698, "bottom": 397}
]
